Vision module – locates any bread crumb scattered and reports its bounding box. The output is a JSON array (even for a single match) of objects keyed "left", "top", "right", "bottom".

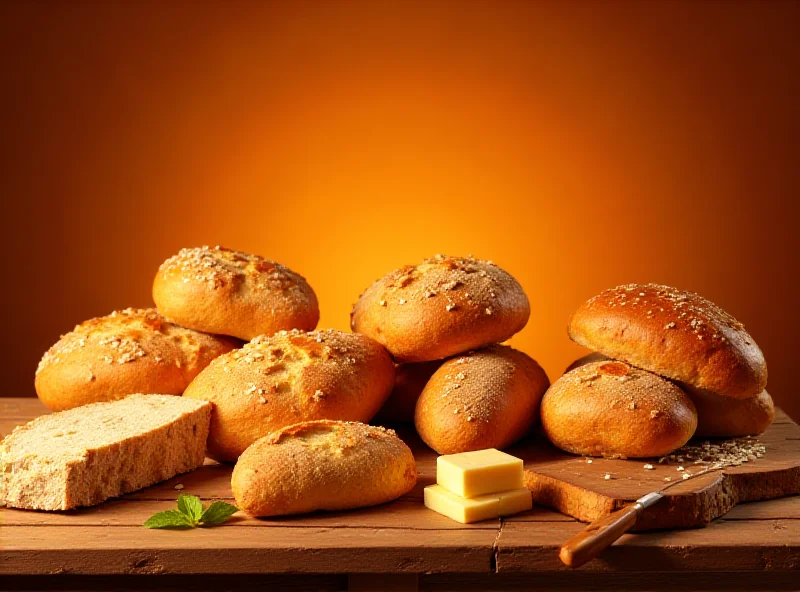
[
  {"left": 643, "top": 464, "right": 655, "bottom": 470},
  {"left": 174, "top": 484, "right": 184, "bottom": 490}
]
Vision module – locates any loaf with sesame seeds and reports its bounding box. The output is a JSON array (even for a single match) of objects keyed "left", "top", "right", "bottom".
[
  {"left": 566, "top": 353, "right": 774, "bottom": 438},
  {"left": 0, "top": 395, "right": 211, "bottom": 511},
  {"left": 541, "top": 360, "right": 697, "bottom": 458},
  {"left": 232, "top": 420, "right": 416, "bottom": 517},
  {"left": 414, "top": 345, "right": 549, "bottom": 454},
  {"left": 568, "top": 283, "right": 767, "bottom": 399},
  {"left": 35, "top": 308, "right": 240, "bottom": 411},
  {"left": 153, "top": 246, "right": 319, "bottom": 341},
  {"left": 351, "top": 255, "right": 530, "bottom": 362},
  {"left": 374, "top": 360, "right": 443, "bottom": 424},
  {"left": 183, "top": 329, "right": 396, "bottom": 462}
]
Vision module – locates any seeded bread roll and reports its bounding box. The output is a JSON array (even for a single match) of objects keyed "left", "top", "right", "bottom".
[
  {"left": 568, "top": 284, "right": 767, "bottom": 399},
  {"left": 414, "top": 345, "right": 549, "bottom": 454},
  {"left": 541, "top": 360, "right": 697, "bottom": 458},
  {"left": 567, "top": 353, "right": 774, "bottom": 438},
  {"left": 374, "top": 361, "right": 443, "bottom": 424},
  {"left": 183, "top": 329, "right": 396, "bottom": 462},
  {"left": 35, "top": 308, "right": 239, "bottom": 411},
  {"left": 153, "top": 246, "right": 319, "bottom": 340},
  {"left": 1, "top": 395, "right": 211, "bottom": 510},
  {"left": 683, "top": 386, "right": 774, "bottom": 438},
  {"left": 232, "top": 420, "right": 417, "bottom": 517},
  {"left": 351, "top": 254, "right": 530, "bottom": 362}
]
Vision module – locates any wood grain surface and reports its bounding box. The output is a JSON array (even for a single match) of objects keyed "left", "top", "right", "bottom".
[{"left": 2, "top": 397, "right": 799, "bottom": 586}]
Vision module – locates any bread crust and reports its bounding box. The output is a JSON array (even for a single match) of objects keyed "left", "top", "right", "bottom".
[
  {"left": 183, "top": 329, "right": 396, "bottom": 462},
  {"left": 414, "top": 345, "right": 549, "bottom": 454},
  {"left": 683, "top": 386, "right": 774, "bottom": 438},
  {"left": 34, "top": 308, "right": 239, "bottom": 411},
  {"left": 153, "top": 246, "right": 319, "bottom": 340},
  {"left": 541, "top": 360, "right": 698, "bottom": 458},
  {"left": 231, "top": 420, "right": 417, "bottom": 517},
  {"left": 374, "top": 361, "right": 443, "bottom": 424},
  {"left": 567, "top": 353, "right": 774, "bottom": 439},
  {"left": 351, "top": 254, "right": 530, "bottom": 362},
  {"left": 568, "top": 284, "right": 767, "bottom": 399}
]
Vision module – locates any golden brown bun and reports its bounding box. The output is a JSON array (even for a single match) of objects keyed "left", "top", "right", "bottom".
[
  {"left": 374, "top": 361, "right": 443, "bottom": 424},
  {"left": 153, "top": 246, "right": 319, "bottom": 340},
  {"left": 35, "top": 308, "right": 240, "bottom": 411},
  {"left": 568, "top": 283, "right": 767, "bottom": 399},
  {"left": 541, "top": 360, "right": 697, "bottom": 458},
  {"left": 567, "top": 353, "right": 774, "bottom": 439},
  {"left": 183, "top": 329, "right": 396, "bottom": 462},
  {"left": 414, "top": 345, "right": 549, "bottom": 454},
  {"left": 351, "top": 254, "right": 530, "bottom": 362},
  {"left": 232, "top": 420, "right": 417, "bottom": 517},
  {"left": 684, "top": 386, "right": 774, "bottom": 438}
]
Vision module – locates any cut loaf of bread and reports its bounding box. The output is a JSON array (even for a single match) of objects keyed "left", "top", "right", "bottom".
[{"left": 1, "top": 394, "right": 211, "bottom": 511}]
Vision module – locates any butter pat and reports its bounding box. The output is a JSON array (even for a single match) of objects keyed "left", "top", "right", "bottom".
[
  {"left": 437, "top": 448, "right": 523, "bottom": 498},
  {"left": 424, "top": 485, "right": 532, "bottom": 524}
]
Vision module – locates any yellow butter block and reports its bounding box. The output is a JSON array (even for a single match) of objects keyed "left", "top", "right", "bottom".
[
  {"left": 437, "top": 448, "right": 523, "bottom": 498},
  {"left": 424, "top": 485, "right": 532, "bottom": 524}
]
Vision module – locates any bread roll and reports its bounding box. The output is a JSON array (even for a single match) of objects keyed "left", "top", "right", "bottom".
[
  {"left": 684, "top": 386, "right": 774, "bottom": 437},
  {"left": 568, "top": 283, "right": 766, "bottom": 399},
  {"left": 153, "top": 245, "right": 319, "bottom": 340},
  {"left": 567, "top": 353, "right": 774, "bottom": 439},
  {"left": 35, "top": 308, "right": 239, "bottom": 411},
  {"left": 541, "top": 360, "right": 697, "bottom": 458},
  {"left": 414, "top": 345, "right": 549, "bottom": 454},
  {"left": 183, "top": 329, "right": 395, "bottom": 462},
  {"left": 374, "top": 361, "right": 442, "bottom": 423},
  {"left": 351, "top": 254, "right": 529, "bottom": 362},
  {"left": 232, "top": 420, "right": 417, "bottom": 517}
]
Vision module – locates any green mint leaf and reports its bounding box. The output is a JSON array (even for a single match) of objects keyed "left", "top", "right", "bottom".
[
  {"left": 199, "top": 501, "right": 240, "bottom": 526},
  {"left": 177, "top": 493, "right": 203, "bottom": 525},
  {"left": 143, "top": 510, "right": 194, "bottom": 529}
]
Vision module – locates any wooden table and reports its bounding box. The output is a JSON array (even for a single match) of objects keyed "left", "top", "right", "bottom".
[{"left": 2, "top": 398, "right": 799, "bottom": 591}]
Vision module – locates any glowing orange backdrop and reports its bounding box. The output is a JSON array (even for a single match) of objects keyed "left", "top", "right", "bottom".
[{"left": 2, "top": 1, "right": 798, "bottom": 420}]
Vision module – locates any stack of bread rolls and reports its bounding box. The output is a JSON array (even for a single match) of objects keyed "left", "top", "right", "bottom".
[
  {"left": 541, "top": 283, "right": 771, "bottom": 459},
  {"left": 352, "top": 254, "right": 550, "bottom": 454}
]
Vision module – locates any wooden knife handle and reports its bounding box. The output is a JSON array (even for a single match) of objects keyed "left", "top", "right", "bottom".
[{"left": 559, "top": 503, "right": 641, "bottom": 568}]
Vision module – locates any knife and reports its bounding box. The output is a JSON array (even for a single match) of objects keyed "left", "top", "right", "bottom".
[{"left": 558, "top": 467, "right": 717, "bottom": 568}]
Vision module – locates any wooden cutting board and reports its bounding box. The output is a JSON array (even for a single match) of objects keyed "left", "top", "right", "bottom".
[{"left": 511, "top": 409, "right": 800, "bottom": 531}]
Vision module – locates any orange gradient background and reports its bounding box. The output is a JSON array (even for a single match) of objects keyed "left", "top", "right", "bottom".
[{"left": 2, "top": 1, "right": 798, "bottom": 420}]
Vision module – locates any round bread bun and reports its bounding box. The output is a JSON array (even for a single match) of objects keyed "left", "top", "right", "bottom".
[
  {"left": 541, "top": 360, "right": 697, "bottom": 458},
  {"left": 374, "top": 361, "right": 443, "bottom": 424},
  {"left": 568, "top": 283, "right": 766, "bottom": 399},
  {"left": 351, "top": 254, "right": 530, "bottom": 362},
  {"left": 183, "top": 329, "right": 395, "bottom": 462},
  {"left": 566, "top": 353, "right": 774, "bottom": 439},
  {"left": 35, "top": 308, "right": 240, "bottom": 411},
  {"left": 232, "top": 420, "right": 417, "bottom": 517},
  {"left": 153, "top": 246, "right": 319, "bottom": 341},
  {"left": 414, "top": 345, "right": 549, "bottom": 454},
  {"left": 683, "top": 386, "right": 774, "bottom": 438}
]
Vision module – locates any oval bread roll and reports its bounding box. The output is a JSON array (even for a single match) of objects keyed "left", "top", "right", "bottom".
[
  {"left": 351, "top": 254, "right": 530, "bottom": 362},
  {"left": 374, "top": 361, "right": 442, "bottom": 424},
  {"left": 414, "top": 345, "right": 549, "bottom": 454},
  {"left": 35, "top": 308, "right": 239, "bottom": 411},
  {"left": 568, "top": 353, "right": 773, "bottom": 439},
  {"left": 183, "top": 329, "right": 395, "bottom": 462},
  {"left": 568, "top": 283, "right": 767, "bottom": 399},
  {"left": 232, "top": 420, "right": 417, "bottom": 517},
  {"left": 153, "top": 246, "right": 319, "bottom": 340},
  {"left": 541, "top": 360, "right": 697, "bottom": 458},
  {"left": 684, "top": 386, "right": 774, "bottom": 438}
]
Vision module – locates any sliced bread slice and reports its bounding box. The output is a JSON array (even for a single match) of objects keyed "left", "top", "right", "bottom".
[{"left": 1, "top": 394, "right": 211, "bottom": 510}]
